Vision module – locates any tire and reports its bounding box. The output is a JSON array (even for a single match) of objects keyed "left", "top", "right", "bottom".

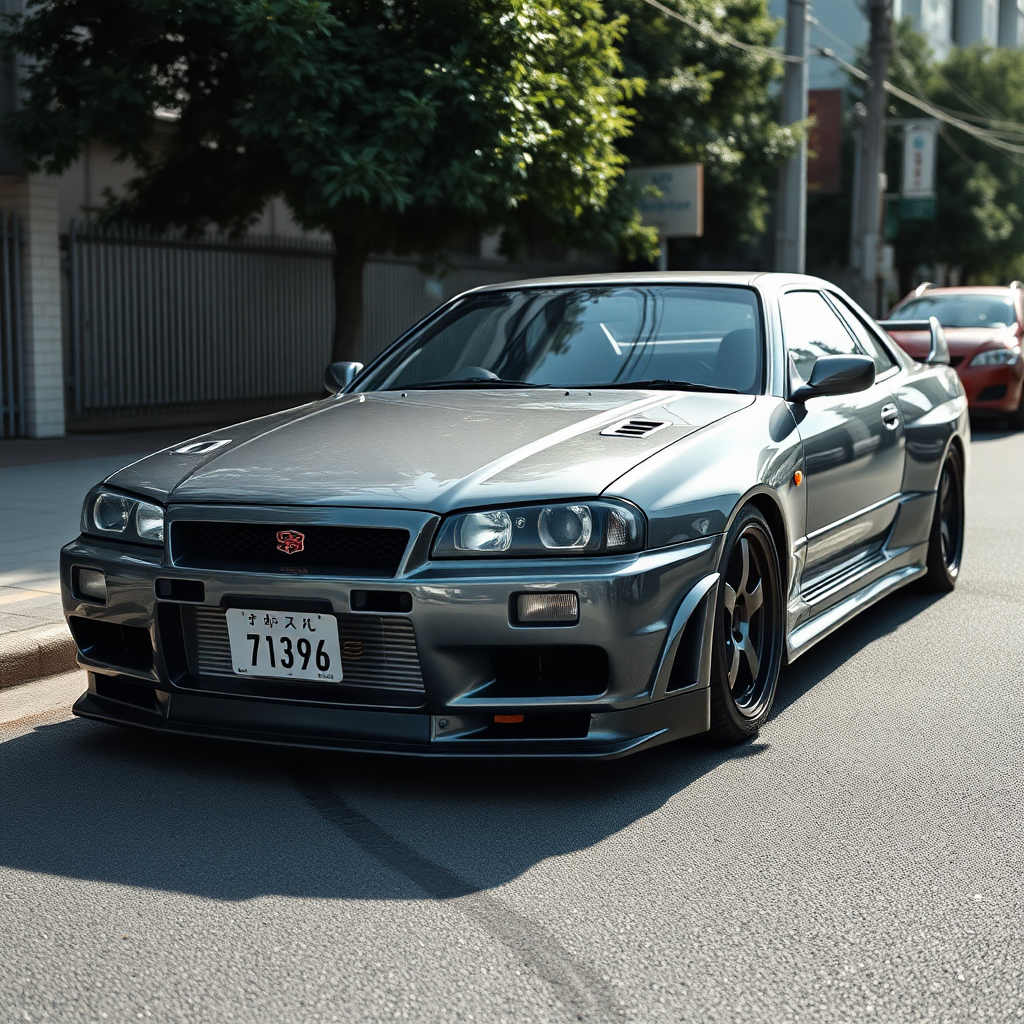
[
  {"left": 922, "top": 445, "right": 965, "bottom": 592},
  {"left": 708, "top": 506, "right": 785, "bottom": 744}
]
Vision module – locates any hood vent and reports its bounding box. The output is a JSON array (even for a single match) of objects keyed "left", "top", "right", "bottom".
[{"left": 600, "top": 418, "right": 669, "bottom": 439}]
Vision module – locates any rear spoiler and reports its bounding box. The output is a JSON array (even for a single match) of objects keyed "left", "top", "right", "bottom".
[{"left": 876, "top": 316, "right": 951, "bottom": 366}]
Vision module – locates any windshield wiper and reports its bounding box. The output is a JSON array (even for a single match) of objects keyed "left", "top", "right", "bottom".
[
  {"left": 387, "top": 377, "right": 552, "bottom": 390},
  {"left": 586, "top": 379, "right": 741, "bottom": 394}
]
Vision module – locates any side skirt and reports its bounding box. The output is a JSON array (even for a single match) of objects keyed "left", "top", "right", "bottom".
[{"left": 786, "top": 556, "right": 926, "bottom": 662}]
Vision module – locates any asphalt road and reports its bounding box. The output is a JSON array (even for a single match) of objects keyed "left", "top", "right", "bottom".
[{"left": 2, "top": 428, "right": 1022, "bottom": 1024}]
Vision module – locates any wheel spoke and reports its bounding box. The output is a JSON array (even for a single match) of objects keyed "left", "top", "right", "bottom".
[
  {"left": 722, "top": 583, "right": 737, "bottom": 616},
  {"left": 745, "top": 579, "right": 763, "bottom": 617},
  {"left": 727, "top": 642, "right": 740, "bottom": 689},
  {"left": 736, "top": 537, "right": 750, "bottom": 598},
  {"left": 742, "top": 638, "right": 760, "bottom": 679}
]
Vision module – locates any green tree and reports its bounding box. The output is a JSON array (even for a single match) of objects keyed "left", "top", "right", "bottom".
[
  {"left": 2, "top": 0, "right": 654, "bottom": 361},
  {"left": 609, "top": 0, "right": 798, "bottom": 264},
  {"left": 806, "top": 22, "right": 1024, "bottom": 291},
  {"left": 886, "top": 31, "right": 1024, "bottom": 286}
]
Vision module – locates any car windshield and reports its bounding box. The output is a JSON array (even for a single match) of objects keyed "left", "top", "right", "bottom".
[
  {"left": 890, "top": 293, "right": 1015, "bottom": 329},
  {"left": 359, "top": 285, "right": 765, "bottom": 394}
]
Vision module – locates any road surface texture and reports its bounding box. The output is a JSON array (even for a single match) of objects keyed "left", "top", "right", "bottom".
[{"left": 2, "top": 428, "right": 1021, "bottom": 1024}]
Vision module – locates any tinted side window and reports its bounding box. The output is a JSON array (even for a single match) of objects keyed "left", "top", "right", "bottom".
[
  {"left": 828, "top": 294, "right": 897, "bottom": 373},
  {"left": 780, "top": 291, "right": 859, "bottom": 382}
]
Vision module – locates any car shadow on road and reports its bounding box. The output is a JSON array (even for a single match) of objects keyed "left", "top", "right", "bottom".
[{"left": 0, "top": 589, "right": 946, "bottom": 905}]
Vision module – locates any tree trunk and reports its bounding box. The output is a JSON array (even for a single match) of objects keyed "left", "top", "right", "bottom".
[{"left": 331, "top": 233, "right": 369, "bottom": 364}]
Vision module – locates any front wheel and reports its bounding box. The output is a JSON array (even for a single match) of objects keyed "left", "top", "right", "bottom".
[
  {"left": 708, "top": 507, "right": 784, "bottom": 744},
  {"left": 921, "top": 446, "right": 965, "bottom": 592}
]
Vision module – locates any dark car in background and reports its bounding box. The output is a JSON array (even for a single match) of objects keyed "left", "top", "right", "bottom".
[
  {"left": 61, "top": 273, "right": 968, "bottom": 759},
  {"left": 885, "top": 283, "right": 1024, "bottom": 426}
]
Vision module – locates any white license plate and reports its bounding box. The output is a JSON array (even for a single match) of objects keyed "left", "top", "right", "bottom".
[{"left": 225, "top": 608, "right": 343, "bottom": 682}]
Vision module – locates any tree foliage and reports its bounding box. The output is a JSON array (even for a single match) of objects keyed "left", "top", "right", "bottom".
[
  {"left": 2, "top": 0, "right": 655, "bottom": 360},
  {"left": 885, "top": 29, "right": 1024, "bottom": 285},
  {"left": 609, "top": 0, "right": 798, "bottom": 264},
  {"left": 807, "top": 22, "right": 1024, "bottom": 291}
]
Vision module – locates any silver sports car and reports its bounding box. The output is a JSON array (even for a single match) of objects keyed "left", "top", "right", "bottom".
[{"left": 61, "top": 272, "right": 968, "bottom": 757}]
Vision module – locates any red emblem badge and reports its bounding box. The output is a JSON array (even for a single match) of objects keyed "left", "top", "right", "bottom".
[{"left": 276, "top": 529, "right": 305, "bottom": 555}]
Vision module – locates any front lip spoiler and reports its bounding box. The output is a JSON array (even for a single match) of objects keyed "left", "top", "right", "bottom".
[{"left": 72, "top": 687, "right": 710, "bottom": 761}]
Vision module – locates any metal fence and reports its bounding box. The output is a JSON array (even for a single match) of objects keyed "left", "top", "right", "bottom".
[
  {"left": 65, "top": 223, "right": 335, "bottom": 422},
  {"left": 63, "top": 222, "right": 614, "bottom": 425},
  {"left": 0, "top": 211, "right": 24, "bottom": 438}
]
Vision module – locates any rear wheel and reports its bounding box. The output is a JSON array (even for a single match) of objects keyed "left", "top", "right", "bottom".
[
  {"left": 708, "top": 507, "right": 784, "bottom": 743},
  {"left": 922, "top": 446, "right": 965, "bottom": 592}
]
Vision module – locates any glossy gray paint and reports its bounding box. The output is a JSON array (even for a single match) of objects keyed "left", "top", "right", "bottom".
[{"left": 62, "top": 271, "right": 969, "bottom": 758}]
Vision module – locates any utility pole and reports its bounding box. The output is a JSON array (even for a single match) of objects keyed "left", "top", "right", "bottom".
[
  {"left": 853, "top": 0, "right": 891, "bottom": 315},
  {"left": 775, "top": 0, "right": 809, "bottom": 273}
]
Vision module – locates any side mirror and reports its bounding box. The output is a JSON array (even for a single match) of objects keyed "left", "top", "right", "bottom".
[
  {"left": 876, "top": 315, "right": 951, "bottom": 365},
  {"left": 790, "top": 354, "right": 876, "bottom": 402},
  {"left": 324, "top": 361, "right": 364, "bottom": 393}
]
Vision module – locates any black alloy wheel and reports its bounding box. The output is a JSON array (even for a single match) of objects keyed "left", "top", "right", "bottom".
[
  {"left": 708, "top": 506, "right": 784, "bottom": 743},
  {"left": 923, "top": 446, "right": 965, "bottom": 592}
]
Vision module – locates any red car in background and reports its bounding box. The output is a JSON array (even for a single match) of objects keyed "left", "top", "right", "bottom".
[{"left": 885, "top": 283, "right": 1024, "bottom": 426}]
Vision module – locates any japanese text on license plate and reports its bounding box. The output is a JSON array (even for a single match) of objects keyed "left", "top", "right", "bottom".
[{"left": 225, "top": 609, "right": 343, "bottom": 681}]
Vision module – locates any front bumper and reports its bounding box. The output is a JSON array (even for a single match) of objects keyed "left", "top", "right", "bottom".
[
  {"left": 61, "top": 529, "right": 720, "bottom": 759},
  {"left": 957, "top": 359, "right": 1024, "bottom": 412}
]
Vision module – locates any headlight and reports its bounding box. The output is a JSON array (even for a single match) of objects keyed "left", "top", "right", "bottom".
[
  {"left": 433, "top": 501, "right": 644, "bottom": 557},
  {"left": 82, "top": 489, "right": 164, "bottom": 545},
  {"left": 969, "top": 347, "right": 1020, "bottom": 367}
]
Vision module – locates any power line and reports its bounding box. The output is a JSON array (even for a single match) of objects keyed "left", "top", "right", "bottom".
[
  {"left": 636, "top": 0, "right": 803, "bottom": 63},
  {"left": 891, "top": 43, "right": 1024, "bottom": 140},
  {"left": 817, "top": 46, "right": 1024, "bottom": 156}
]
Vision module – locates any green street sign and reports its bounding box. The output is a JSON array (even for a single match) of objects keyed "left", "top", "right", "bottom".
[{"left": 899, "top": 196, "right": 936, "bottom": 220}]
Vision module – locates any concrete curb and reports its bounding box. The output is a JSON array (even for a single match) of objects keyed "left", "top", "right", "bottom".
[{"left": 0, "top": 623, "right": 78, "bottom": 689}]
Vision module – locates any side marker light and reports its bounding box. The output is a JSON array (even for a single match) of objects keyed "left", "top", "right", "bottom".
[
  {"left": 494, "top": 715, "right": 524, "bottom": 724},
  {"left": 793, "top": 470, "right": 804, "bottom": 487}
]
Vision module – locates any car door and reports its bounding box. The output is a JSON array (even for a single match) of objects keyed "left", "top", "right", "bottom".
[{"left": 780, "top": 289, "right": 906, "bottom": 582}]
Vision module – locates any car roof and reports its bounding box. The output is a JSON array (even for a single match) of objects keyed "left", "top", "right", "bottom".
[
  {"left": 465, "top": 271, "right": 837, "bottom": 292},
  {"left": 905, "top": 286, "right": 1015, "bottom": 296}
]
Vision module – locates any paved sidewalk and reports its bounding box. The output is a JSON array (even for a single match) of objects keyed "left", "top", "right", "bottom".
[{"left": 0, "top": 428, "right": 210, "bottom": 683}]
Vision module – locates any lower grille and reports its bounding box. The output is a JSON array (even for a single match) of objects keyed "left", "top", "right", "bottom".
[{"left": 193, "top": 607, "right": 424, "bottom": 693}]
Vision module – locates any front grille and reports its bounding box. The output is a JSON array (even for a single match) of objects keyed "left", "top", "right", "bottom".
[
  {"left": 193, "top": 606, "right": 425, "bottom": 693},
  {"left": 172, "top": 521, "right": 409, "bottom": 577}
]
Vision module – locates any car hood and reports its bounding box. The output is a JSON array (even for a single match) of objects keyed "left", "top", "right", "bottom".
[{"left": 106, "top": 389, "right": 754, "bottom": 513}]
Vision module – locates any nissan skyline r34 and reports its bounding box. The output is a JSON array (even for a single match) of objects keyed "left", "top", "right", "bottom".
[{"left": 61, "top": 272, "right": 968, "bottom": 758}]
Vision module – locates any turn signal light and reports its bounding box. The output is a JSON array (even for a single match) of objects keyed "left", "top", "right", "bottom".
[{"left": 494, "top": 715, "right": 524, "bottom": 724}]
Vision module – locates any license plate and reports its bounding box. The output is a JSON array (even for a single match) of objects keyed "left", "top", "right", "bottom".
[{"left": 225, "top": 608, "right": 343, "bottom": 682}]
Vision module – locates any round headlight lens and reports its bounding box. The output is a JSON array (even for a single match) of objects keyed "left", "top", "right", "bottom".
[
  {"left": 135, "top": 501, "right": 165, "bottom": 543},
  {"left": 538, "top": 505, "right": 593, "bottom": 549},
  {"left": 92, "top": 493, "right": 133, "bottom": 533},
  {"left": 454, "top": 510, "right": 512, "bottom": 551}
]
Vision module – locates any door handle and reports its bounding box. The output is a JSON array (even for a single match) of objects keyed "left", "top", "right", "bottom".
[{"left": 880, "top": 403, "right": 900, "bottom": 430}]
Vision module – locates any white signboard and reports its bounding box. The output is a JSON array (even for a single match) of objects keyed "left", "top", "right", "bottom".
[
  {"left": 902, "top": 120, "right": 938, "bottom": 198},
  {"left": 627, "top": 163, "right": 704, "bottom": 238}
]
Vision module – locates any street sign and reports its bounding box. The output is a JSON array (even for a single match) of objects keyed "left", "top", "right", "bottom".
[
  {"left": 626, "top": 164, "right": 704, "bottom": 238},
  {"left": 807, "top": 89, "right": 843, "bottom": 194},
  {"left": 899, "top": 196, "right": 937, "bottom": 220},
  {"left": 902, "top": 120, "right": 938, "bottom": 199}
]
